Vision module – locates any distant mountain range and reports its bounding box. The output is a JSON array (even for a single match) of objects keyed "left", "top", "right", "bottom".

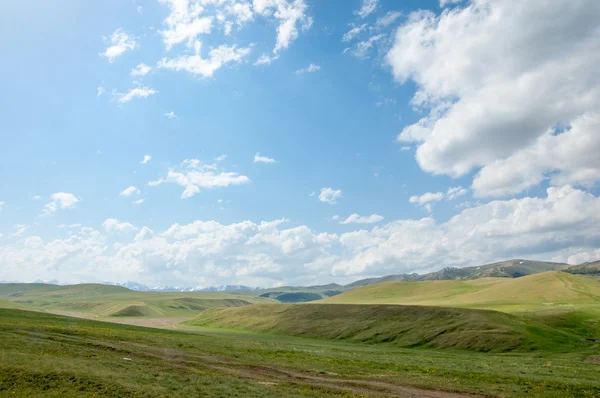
[
  {"left": 345, "top": 259, "right": 570, "bottom": 288},
  {"left": 3, "top": 259, "right": 598, "bottom": 295},
  {"left": 0, "top": 280, "right": 257, "bottom": 293}
]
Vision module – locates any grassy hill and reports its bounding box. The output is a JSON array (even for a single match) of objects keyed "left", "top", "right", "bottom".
[
  {"left": 346, "top": 259, "right": 567, "bottom": 288},
  {"left": 0, "top": 283, "right": 270, "bottom": 318},
  {"left": 187, "top": 303, "right": 585, "bottom": 352},
  {"left": 565, "top": 260, "right": 600, "bottom": 275},
  {"left": 325, "top": 271, "right": 600, "bottom": 311}
]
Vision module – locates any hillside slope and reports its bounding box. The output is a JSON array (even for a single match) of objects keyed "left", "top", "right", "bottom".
[
  {"left": 325, "top": 272, "right": 600, "bottom": 312},
  {"left": 188, "top": 303, "right": 581, "bottom": 352}
]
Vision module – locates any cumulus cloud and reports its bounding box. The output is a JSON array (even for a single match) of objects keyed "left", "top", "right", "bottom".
[
  {"left": 386, "top": 0, "right": 600, "bottom": 197},
  {"left": 0, "top": 201, "right": 5, "bottom": 212},
  {"left": 165, "top": 111, "right": 177, "bottom": 119},
  {"left": 3, "top": 186, "right": 600, "bottom": 287},
  {"left": 148, "top": 158, "right": 251, "bottom": 198},
  {"left": 101, "top": 29, "right": 136, "bottom": 62},
  {"left": 115, "top": 87, "right": 158, "bottom": 103},
  {"left": 158, "top": 0, "right": 213, "bottom": 50},
  {"left": 341, "top": 214, "right": 384, "bottom": 224},
  {"left": 257, "top": 0, "right": 311, "bottom": 54},
  {"left": 120, "top": 186, "right": 141, "bottom": 197},
  {"left": 133, "top": 199, "right": 145, "bottom": 205},
  {"left": 319, "top": 188, "right": 343, "bottom": 205},
  {"left": 42, "top": 193, "right": 79, "bottom": 216},
  {"left": 103, "top": 218, "right": 137, "bottom": 233},
  {"left": 158, "top": 41, "right": 251, "bottom": 77},
  {"left": 97, "top": 86, "right": 105, "bottom": 97},
  {"left": 140, "top": 155, "right": 152, "bottom": 164},
  {"left": 131, "top": 63, "right": 152, "bottom": 77},
  {"left": 355, "top": 0, "right": 378, "bottom": 19},
  {"left": 253, "top": 153, "right": 276, "bottom": 163},
  {"left": 296, "top": 63, "right": 320, "bottom": 74}
]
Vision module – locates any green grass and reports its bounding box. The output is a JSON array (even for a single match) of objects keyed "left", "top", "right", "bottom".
[
  {"left": 187, "top": 303, "right": 593, "bottom": 353},
  {"left": 2, "top": 308, "right": 600, "bottom": 397}
]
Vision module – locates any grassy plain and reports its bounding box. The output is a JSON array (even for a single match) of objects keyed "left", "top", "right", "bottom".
[{"left": 2, "top": 308, "right": 600, "bottom": 397}]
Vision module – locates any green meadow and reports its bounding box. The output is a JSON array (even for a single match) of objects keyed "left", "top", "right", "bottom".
[{"left": 1, "top": 270, "right": 600, "bottom": 397}]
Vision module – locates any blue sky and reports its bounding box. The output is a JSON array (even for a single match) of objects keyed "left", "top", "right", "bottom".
[{"left": 1, "top": 0, "right": 599, "bottom": 287}]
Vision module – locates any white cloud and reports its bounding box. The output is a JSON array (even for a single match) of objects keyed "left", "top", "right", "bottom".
[
  {"left": 97, "top": 86, "right": 105, "bottom": 97},
  {"left": 254, "top": 53, "right": 279, "bottom": 66},
  {"left": 400, "top": 146, "right": 411, "bottom": 151},
  {"left": 377, "top": 11, "right": 402, "bottom": 26},
  {"left": 115, "top": 87, "right": 158, "bottom": 103},
  {"left": 341, "top": 214, "right": 384, "bottom": 224},
  {"left": 11, "top": 224, "right": 28, "bottom": 238},
  {"left": 158, "top": 0, "right": 213, "bottom": 50},
  {"left": 409, "top": 192, "right": 444, "bottom": 206},
  {"left": 386, "top": 0, "right": 600, "bottom": 197},
  {"left": 296, "top": 63, "right": 320, "bottom": 74},
  {"left": 440, "top": 0, "right": 464, "bottom": 6},
  {"left": 32, "top": 196, "right": 41, "bottom": 200},
  {"left": 410, "top": 186, "right": 468, "bottom": 207},
  {"left": 3, "top": 186, "right": 600, "bottom": 287},
  {"left": 101, "top": 29, "right": 136, "bottom": 62},
  {"left": 24, "top": 237, "right": 43, "bottom": 251},
  {"left": 342, "top": 23, "right": 367, "bottom": 42},
  {"left": 133, "top": 199, "right": 145, "bottom": 205},
  {"left": 472, "top": 114, "right": 600, "bottom": 197},
  {"left": 253, "top": 153, "right": 276, "bottom": 164},
  {"left": 215, "top": 154, "right": 227, "bottom": 162},
  {"left": 165, "top": 111, "right": 177, "bottom": 119},
  {"left": 355, "top": 0, "right": 378, "bottom": 19},
  {"left": 158, "top": 41, "right": 251, "bottom": 77},
  {"left": 42, "top": 193, "right": 79, "bottom": 217},
  {"left": 120, "top": 186, "right": 141, "bottom": 197},
  {"left": 319, "top": 188, "right": 343, "bottom": 205},
  {"left": 148, "top": 158, "right": 251, "bottom": 199},
  {"left": 140, "top": 155, "right": 152, "bottom": 164},
  {"left": 57, "top": 223, "right": 83, "bottom": 229},
  {"left": 131, "top": 63, "right": 152, "bottom": 77},
  {"left": 0, "top": 201, "right": 5, "bottom": 212},
  {"left": 352, "top": 34, "right": 384, "bottom": 58},
  {"left": 446, "top": 186, "right": 468, "bottom": 200},
  {"left": 266, "top": 0, "right": 310, "bottom": 54},
  {"left": 137, "top": 5, "right": 143, "bottom": 14},
  {"left": 103, "top": 218, "right": 137, "bottom": 233}
]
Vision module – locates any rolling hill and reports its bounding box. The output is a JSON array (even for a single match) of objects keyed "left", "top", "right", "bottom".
[
  {"left": 187, "top": 303, "right": 582, "bottom": 352},
  {"left": 324, "top": 271, "right": 600, "bottom": 312},
  {"left": 0, "top": 283, "right": 270, "bottom": 318}
]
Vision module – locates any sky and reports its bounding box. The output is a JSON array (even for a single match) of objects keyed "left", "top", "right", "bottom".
[{"left": 1, "top": 0, "right": 600, "bottom": 288}]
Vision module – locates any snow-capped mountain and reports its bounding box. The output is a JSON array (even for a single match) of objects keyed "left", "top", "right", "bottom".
[{"left": 114, "top": 282, "right": 256, "bottom": 292}]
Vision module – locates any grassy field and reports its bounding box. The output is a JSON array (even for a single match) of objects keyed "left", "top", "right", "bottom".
[{"left": 2, "top": 308, "right": 600, "bottom": 397}]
